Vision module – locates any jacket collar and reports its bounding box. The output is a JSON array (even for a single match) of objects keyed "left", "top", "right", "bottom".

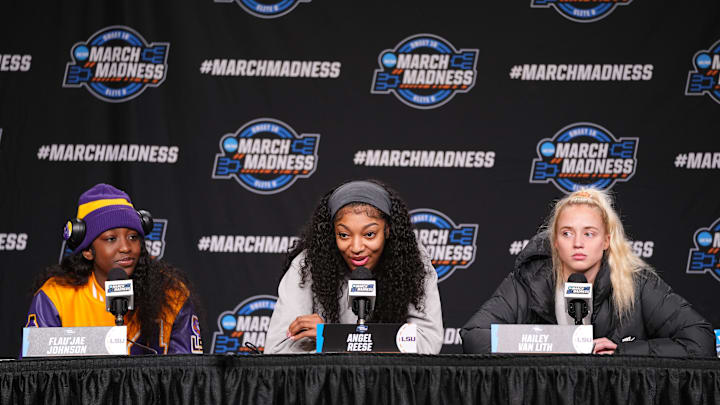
[
  {"left": 515, "top": 232, "right": 613, "bottom": 324},
  {"left": 514, "top": 232, "right": 556, "bottom": 323}
]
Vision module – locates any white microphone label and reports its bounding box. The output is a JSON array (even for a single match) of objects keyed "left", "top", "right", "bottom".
[
  {"left": 348, "top": 280, "right": 376, "bottom": 296},
  {"left": 564, "top": 282, "right": 591, "bottom": 299}
]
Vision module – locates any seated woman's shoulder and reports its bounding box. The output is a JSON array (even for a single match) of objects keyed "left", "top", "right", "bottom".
[
  {"left": 290, "top": 250, "right": 308, "bottom": 266},
  {"left": 38, "top": 275, "right": 83, "bottom": 292},
  {"left": 155, "top": 263, "right": 192, "bottom": 303}
]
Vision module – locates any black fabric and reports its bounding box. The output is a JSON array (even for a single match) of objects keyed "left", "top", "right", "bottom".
[
  {"left": 1, "top": 354, "right": 719, "bottom": 405},
  {"left": 461, "top": 232, "right": 716, "bottom": 356}
]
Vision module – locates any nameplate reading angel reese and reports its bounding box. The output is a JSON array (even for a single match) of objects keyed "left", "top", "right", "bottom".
[{"left": 316, "top": 323, "right": 417, "bottom": 353}]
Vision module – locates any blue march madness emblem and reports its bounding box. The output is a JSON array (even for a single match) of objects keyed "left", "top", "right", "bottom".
[
  {"left": 214, "top": 0, "right": 311, "bottom": 19},
  {"left": 531, "top": 0, "right": 632, "bottom": 23},
  {"left": 212, "top": 118, "right": 319, "bottom": 195},
  {"left": 59, "top": 218, "right": 168, "bottom": 262},
  {"left": 687, "top": 218, "right": 720, "bottom": 283},
  {"left": 371, "top": 34, "right": 478, "bottom": 109},
  {"left": 144, "top": 219, "right": 168, "bottom": 260},
  {"left": 410, "top": 208, "right": 478, "bottom": 282},
  {"left": 530, "top": 122, "right": 638, "bottom": 193},
  {"left": 211, "top": 295, "right": 277, "bottom": 354},
  {"left": 686, "top": 39, "right": 720, "bottom": 104},
  {"left": 63, "top": 26, "right": 169, "bottom": 102}
]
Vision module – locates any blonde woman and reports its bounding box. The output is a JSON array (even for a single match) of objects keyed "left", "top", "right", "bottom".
[{"left": 461, "top": 188, "right": 715, "bottom": 356}]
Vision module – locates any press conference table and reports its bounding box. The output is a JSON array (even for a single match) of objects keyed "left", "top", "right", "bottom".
[{"left": 1, "top": 353, "right": 718, "bottom": 404}]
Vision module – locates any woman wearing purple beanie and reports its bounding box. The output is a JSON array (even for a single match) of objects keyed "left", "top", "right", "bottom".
[{"left": 25, "top": 183, "right": 203, "bottom": 355}]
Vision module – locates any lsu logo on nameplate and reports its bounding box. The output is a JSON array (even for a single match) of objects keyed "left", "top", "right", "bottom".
[
  {"left": 211, "top": 295, "right": 277, "bottom": 354},
  {"left": 214, "top": 0, "right": 311, "bottom": 19},
  {"left": 371, "top": 34, "right": 478, "bottom": 109},
  {"left": 686, "top": 39, "right": 720, "bottom": 105},
  {"left": 687, "top": 217, "right": 720, "bottom": 283},
  {"left": 212, "top": 118, "right": 319, "bottom": 194},
  {"left": 59, "top": 218, "right": 168, "bottom": 262},
  {"left": 531, "top": 0, "right": 632, "bottom": 23},
  {"left": 530, "top": 122, "right": 638, "bottom": 193},
  {"left": 63, "top": 26, "right": 169, "bottom": 102},
  {"left": 410, "top": 208, "right": 478, "bottom": 282}
]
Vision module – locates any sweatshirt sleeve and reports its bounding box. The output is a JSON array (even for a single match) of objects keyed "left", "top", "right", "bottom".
[
  {"left": 615, "top": 273, "right": 716, "bottom": 357},
  {"left": 167, "top": 299, "right": 204, "bottom": 354},
  {"left": 264, "top": 253, "right": 317, "bottom": 354},
  {"left": 460, "top": 272, "right": 521, "bottom": 354},
  {"left": 408, "top": 246, "right": 444, "bottom": 354},
  {"left": 25, "top": 289, "right": 62, "bottom": 328}
]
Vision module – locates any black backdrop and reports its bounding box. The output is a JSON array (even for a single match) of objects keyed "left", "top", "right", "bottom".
[{"left": 1, "top": 0, "right": 719, "bottom": 357}]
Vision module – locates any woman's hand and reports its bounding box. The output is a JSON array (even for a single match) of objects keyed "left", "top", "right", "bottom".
[
  {"left": 287, "top": 314, "right": 324, "bottom": 341},
  {"left": 592, "top": 337, "right": 617, "bottom": 354}
]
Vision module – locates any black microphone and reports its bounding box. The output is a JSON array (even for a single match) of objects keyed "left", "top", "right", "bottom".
[
  {"left": 564, "top": 273, "right": 592, "bottom": 326},
  {"left": 347, "top": 266, "right": 376, "bottom": 325},
  {"left": 105, "top": 268, "right": 134, "bottom": 326}
]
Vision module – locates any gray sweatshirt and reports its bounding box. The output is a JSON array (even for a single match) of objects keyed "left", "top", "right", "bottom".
[{"left": 265, "top": 248, "right": 444, "bottom": 354}]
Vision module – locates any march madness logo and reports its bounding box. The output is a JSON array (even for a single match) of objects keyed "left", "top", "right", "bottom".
[
  {"left": 410, "top": 208, "right": 478, "bottom": 282},
  {"left": 371, "top": 34, "right": 478, "bottom": 109},
  {"left": 144, "top": 219, "right": 168, "bottom": 260},
  {"left": 686, "top": 39, "right": 720, "bottom": 104},
  {"left": 63, "top": 26, "right": 169, "bottom": 102},
  {"left": 212, "top": 118, "right": 319, "bottom": 194},
  {"left": 211, "top": 295, "right": 277, "bottom": 354},
  {"left": 687, "top": 217, "right": 720, "bottom": 282},
  {"left": 530, "top": 122, "right": 638, "bottom": 193},
  {"left": 214, "top": 0, "right": 310, "bottom": 18},
  {"left": 59, "top": 219, "right": 168, "bottom": 261},
  {"left": 531, "top": 0, "right": 631, "bottom": 23}
]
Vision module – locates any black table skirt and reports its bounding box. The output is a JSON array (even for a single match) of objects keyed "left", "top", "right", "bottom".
[{"left": 1, "top": 354, "right": 718, "bottom": 405}]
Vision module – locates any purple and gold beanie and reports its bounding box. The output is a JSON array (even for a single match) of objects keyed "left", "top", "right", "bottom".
[{"left": 72, "top": 184, "right": 144, "bottom": 253}]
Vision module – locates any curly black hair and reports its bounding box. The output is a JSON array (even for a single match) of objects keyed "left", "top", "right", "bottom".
[
  {"left": 283, "top": 179, "right": 427, "bottom": 323},
  {"left": 31, "top": 242, "right": 201, "bottom": 348}
]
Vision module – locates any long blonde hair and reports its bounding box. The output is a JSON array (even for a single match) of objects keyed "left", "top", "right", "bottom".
[{"left": 547, "top": 188, "right": 651, "bottom": 320}]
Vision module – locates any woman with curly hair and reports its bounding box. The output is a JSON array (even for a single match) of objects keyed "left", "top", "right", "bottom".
[
  {"left": 265, "top": 179, "right": 443, "bottom": 354},
  {"left": 461, "top": 188, "right": 715, "bottom": 356},
  {"left": 25, "top": 183, "right": 203, "bottom": 355}
]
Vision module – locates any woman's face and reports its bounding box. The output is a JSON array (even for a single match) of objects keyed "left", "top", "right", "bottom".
[
  {"left": 554, "top": 204, "right": 609, "bottom": 280},
  {"left": 83, "top": 227, "right": 142, "bottom": 282},
  {"left": 334, "top": 205, "right": 387, "bottom": 271}
]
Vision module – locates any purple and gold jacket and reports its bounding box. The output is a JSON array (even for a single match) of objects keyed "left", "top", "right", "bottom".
[{"left": 26, "top": 272, "right": 203, "bottom": 355}]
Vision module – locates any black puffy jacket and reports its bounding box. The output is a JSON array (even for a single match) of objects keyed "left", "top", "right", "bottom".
[{"left": 460, "top": 232, "right": 716, "bottom": 357}]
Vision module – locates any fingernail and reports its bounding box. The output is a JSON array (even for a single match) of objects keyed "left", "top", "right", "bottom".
[{"left": 286, "top": 331, "right": 291, "bottom": 338}]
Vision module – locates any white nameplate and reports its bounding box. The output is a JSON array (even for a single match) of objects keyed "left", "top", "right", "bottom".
[
  {"left": 22, "top": 326, "right": 127, "bottom": 357},
  {"left": 491, "top": 324, "right": 593, "bottom": 353}
]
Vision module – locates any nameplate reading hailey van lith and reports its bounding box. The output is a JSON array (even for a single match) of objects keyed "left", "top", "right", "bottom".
[{"left": 491, "top": 324, "right": 593, "bottom": 354}]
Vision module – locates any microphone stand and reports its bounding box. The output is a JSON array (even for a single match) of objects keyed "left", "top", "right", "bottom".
[
  {"left": 572, "top": 301, "right": 584, "bottom": 325},
  {"left": 110, "top": 297, "right": 158, "bottom": 355},
  {"left": 111, "top": 297, "right": 129, "bottom": 326},
  {"left": 569, "top": 299, "right": 588, "bottom": 325},
  {"left": 353, "top": 298, "right": 370, "bottom": 325}
]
